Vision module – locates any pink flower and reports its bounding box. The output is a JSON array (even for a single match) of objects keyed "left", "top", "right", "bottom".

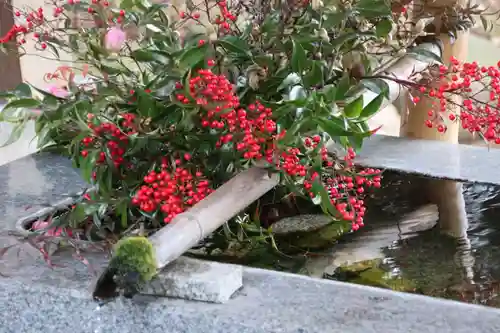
[
  {"left": 104, "top": 27, "right": 126, "bottom": 52},
  {"left": 46, "top": 84, "right": 69, "bottom": 98}
]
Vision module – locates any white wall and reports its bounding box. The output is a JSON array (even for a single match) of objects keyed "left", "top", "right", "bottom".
[{"left": 0, "top": 0, "right": 72, "bottom": 165}]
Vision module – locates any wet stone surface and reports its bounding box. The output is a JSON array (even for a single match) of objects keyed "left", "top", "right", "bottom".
[
  {"left": 357, "top": 135, "right": 500, "bottom": 185},
  {"left": 2, "top": 154, "right": 500, "bottom": 332},
  {"left": 271, "top": 214, "right": 333, "bottom": 235}
]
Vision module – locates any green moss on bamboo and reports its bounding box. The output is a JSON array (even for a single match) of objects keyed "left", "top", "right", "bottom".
[{"left": 110, "top": 236, "right": 157, "bottom": 285}]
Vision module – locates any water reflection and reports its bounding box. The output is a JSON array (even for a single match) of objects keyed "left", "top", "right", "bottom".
[{"left": 329, "top": 172, "right": 500, "bottom": 308}]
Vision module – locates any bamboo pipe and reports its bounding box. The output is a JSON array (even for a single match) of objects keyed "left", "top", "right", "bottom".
[{"left": 148, "top": 166, "right": 279, "bottom": 268}]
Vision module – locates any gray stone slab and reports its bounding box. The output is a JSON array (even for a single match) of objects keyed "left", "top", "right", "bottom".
[
  {"left": 0, "top": 153, "right": 242, "bottom": 304},
  {"left": 2, "top": 150, "right": 500, "bottom": 333},
  {"left": 0, "top": 152, "right": 89, "bottom": 231},
  {"left": 2, "top": 264, "right": 500, "bottom": 333},
  {"left": 357, "top": 135, "right": 500, "bottom": 185},
  {"left": 143, "top": 256, "right": 243, "bottom": 303}
]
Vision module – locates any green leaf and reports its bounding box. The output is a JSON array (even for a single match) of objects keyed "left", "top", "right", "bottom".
[
  {"left": 146, "top": 23, "right": 162, "bottom": 33},
  {"left": 344, "top": 95, "right": 364, "bottom": 118},
  {"left": 178, "top": 43, "right": 209, "bottom": 70},
  {"left": 330, "top": 32, "right": 358, "bottom": 48},
  {"left": 376, "top": 19, "right": 393, "bottom": 38},
  {"left": 360, "top": 78, "right": 389, "bottom": 97},
  {"left": 335, "top": 74, "right": 351, "bottom": 100},
  {"left": 120, "top": 0, "right": 136, "bottom": 9},
  {"left": 360, "top": 94, "right": 384, "bottom": 120},
  {"left": 117, "top": 201, "right": 129, "bottom": 228},
  {"left": 80, "top": 150, "right": 98, "bottom": 182},
  {"left": 69, "top": 204, "right": 88, "bottom": 227},
  {"left": 314, "top": 117, "right": 352, "bottom": 137},
  {"left": 291, "top": 39, "right": 308, "bottom": 74},
  {"left": 356, "top": 0, "right": 391, "bottom": 18},
  {"left": 137, "top": 90, "right": 156, "bottom": 117},
  {"left": 273, "top": 104, "right": 296, "bottom": 118},
  {"left": 217, "top": 35, "right": 251, "bottom": 57},
  {"left": 281, "top": 119, "right": 312, "bottom": 144},
  {"left": 36, "top": 126, "right": 54, "bottom": 149},
  {"left": 303, "top": 61, "right": 324, "bottom": 88},
  {"left": 131, "top": 49, "right": 170, "bottom": 64},
  {"left": 3, "top": 98, "right": 40, "bottom": 111},
  {"left": 407, "top": 46, "right": 443, "bottom": 64},
  {"left": 131, "top": 49, "right": 155, "bottom": 62},
  {"left": 0, "top": 120, "right": 27, "bottom": 147},
  {"left": 14, "top": 83, "right": 32, "bottom": 97},
  {"left": 323, "top": 11, "right": 346, "bottom": 29},
  {"left": 89, "top": 42, "right": 108, "bottom": 60},
  {"left": 321, "top": 85, "right": 337, "bottom": 103},
  {"left": 311, "top": 179, "right": 338, "bottom": 217}
]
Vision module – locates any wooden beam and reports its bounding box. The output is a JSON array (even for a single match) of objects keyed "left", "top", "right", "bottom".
[{"left": 0, "top": 0, "right": 22, "bottom": 93}]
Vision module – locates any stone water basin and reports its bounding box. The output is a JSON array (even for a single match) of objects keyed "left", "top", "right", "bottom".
[{"left": 191, "top": 171, "right": 500, "bottom": 308}]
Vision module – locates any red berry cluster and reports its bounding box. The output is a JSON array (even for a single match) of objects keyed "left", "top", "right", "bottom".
[
  {"left": 179, "top": 0, "right": 237, "bottom": 34},
  {"left": 81, "top": 113, "right": 137, "bottom": 168},
  {"left": 213, "top": 1, "right": 237, "bottom": 33},
  {"left": 1, "top": 7, "right": 44, "bottom": 46},
  {"left": 176, "top": 67, "right": 278, "bottom": 161},
  {"left": 302, "top": 147, "right": 381, "bottom": 231},
  {"left": 415, "top": 56, "right": 500, "bottom": 143},
  {"left": 131, "top": 158, "right": 213, "bottom": 223},
  {"left": 169, "top": 61, "right": 379, "bottom": 231}
]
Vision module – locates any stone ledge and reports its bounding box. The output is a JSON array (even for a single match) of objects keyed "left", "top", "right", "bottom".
[
  {"left": 142, "top": 256, "right": 243, "bottom": 303},
  {"left": 2, "top": 266, "right": 500, "bottom": 333},
  {"left": 356, "top": 135, "right": 500, "bottom": 185}
]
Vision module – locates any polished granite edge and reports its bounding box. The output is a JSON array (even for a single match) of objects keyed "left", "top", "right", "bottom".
[
  {"left": 2, "top": 150, "right": 500, "bottom": 332},
  {"left": 0, "top": 152, "right": 90, "bottom": 231},
  {"left": 2, "top": 264, "right": 500, "bottom": 333},
  {"left": 357, "top": 135, "right": 500, "bottom": 185}
]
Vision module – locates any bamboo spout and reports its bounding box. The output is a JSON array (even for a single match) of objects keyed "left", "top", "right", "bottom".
[
  {"left": 148, "top": 166, "right": 279, "bottom": 268},
  {"left": 92, "top": 166, "right": 279, "bottom": 300}
]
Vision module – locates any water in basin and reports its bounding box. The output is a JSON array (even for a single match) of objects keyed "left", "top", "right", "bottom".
[{"left": 191, "top": 171, "right": 500, "bottom": 308}]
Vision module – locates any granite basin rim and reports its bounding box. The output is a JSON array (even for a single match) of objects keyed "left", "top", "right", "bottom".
[{"left": 14, "top": 191, "right": 105, "bottom": 252}]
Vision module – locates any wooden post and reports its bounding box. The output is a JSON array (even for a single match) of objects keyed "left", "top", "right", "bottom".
[
  {"left": 401, "top": 0, "right": 470, "bottom": 237},
  {"left": 402, "top": 34, "right": 469, "bottom": 142},
  {"left": 0, "top": 0, "right": 22, "bottom": 93}
]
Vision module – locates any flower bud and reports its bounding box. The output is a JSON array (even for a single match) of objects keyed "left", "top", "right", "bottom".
[{"left": 104, "top": 27, "right": 126, "bottom": 53}]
